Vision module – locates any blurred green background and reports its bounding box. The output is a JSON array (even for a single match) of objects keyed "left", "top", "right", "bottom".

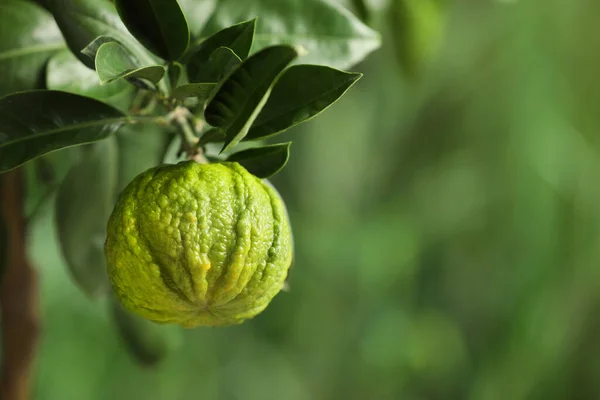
[{"left": 26, "top": 0, "right": 600, "bottom": 399}]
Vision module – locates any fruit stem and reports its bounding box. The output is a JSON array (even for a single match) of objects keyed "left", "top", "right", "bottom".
[
  {"left": 126, "top": 115, "right": 167, "bottom": 125},
  {"left": 167, "top": 107, "right": 208, "bottom": 163}
]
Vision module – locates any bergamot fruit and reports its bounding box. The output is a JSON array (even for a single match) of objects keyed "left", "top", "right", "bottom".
[{"left": 104, "top": 161, "right": 293, "bottom": 327}]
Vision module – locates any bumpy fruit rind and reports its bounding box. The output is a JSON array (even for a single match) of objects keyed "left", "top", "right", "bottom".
[{"left": 104, "top": 161, "right": 293, "bottom": 327}]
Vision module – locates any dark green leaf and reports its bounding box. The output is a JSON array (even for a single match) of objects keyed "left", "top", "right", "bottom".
[
  {"left": 198, "top": 128, "right": 225, "bottom": 145},
  {"left": 46, "top": 0, "right": 158, "bottom": 70},
  {"left": 126, "top": 77, "right": 158, "bottom": 91},
  {"left": 246, "top": 65, "right": 362, "bottom": 140},
  {"left": 186, "top": 19, "right": 255, "bottom": 82},
  {"left": 178, "top": 0, "right": 216, "bottom": 39},
  {"left": 34, "top": 0, "right": 51, "bottom": 9},
  {"left": 227, "top": 142, "right": 291, "bottom": 178},
  {"left": 209, "top": 47, "right": 242, "bottom": 80},
  {"left": 80, "top": 35, "right": 117, "bottom": 63},
  {"left": 115, "top": 0, "right": 190, "bottom": 60},
  {"left": 47, "top": 49, "right": 134, "bottom": 108},
  {"left": 0, "top": 0, "right": 64, "bottom": 96},
  {"left": 111, "top": 295, "right": 182, "bottom": 366},
  {"left": 351, "top": 0, "right": 371, "bottom": 24},
  {"left": 0, "top": 91, "right": 128, "bottom": 173},
  {"left": 203, "top": 140, "right": 256, "bottom": 160},
  {"left": 204, "top": 45, "right": 298, "bottom": 152},
  {"left": 34, "top": 158, "right": 55, "bottom": 185},
  {"left": 172, "top": 83, "right": 217, "bottom": 100},
  {"left": 202, "top": 0, "right": 380, "bottom": 69},
  {"left": 55, "top": 137, "right": 118, "bottom": 298},
  {"left": 95, "top": 42, "right": 165, "bottom": 84},
  {"left": 168, "top": 61, "right": 184, "bottom": 88}
]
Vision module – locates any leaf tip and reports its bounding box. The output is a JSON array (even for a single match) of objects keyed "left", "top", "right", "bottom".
[{"left": 349, "top": 72, "right": 363, "bottom": 84}]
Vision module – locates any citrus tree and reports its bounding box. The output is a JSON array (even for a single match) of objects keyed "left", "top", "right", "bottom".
[{"left": 0, "top": 0, "right": 380, "bottom": 398}]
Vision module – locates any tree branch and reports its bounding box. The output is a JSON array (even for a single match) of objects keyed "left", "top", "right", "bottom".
[{"left": 0, "top": 169, "right": 40, "bottom": 400}]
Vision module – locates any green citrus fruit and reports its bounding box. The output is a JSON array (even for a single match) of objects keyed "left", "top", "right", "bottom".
[{"left": 104, "top": 161, "right": 293, "bottom": 327}]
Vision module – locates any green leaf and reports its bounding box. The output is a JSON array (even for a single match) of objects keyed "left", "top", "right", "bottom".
[
  {"left": 204, "top": 45, "right": 298, "bottom": 152},
  {"left": 198, "top": 128, "right": 225, "bottom": 146},
  {"left": 227, "top": 142, "right": 291, "bottom": 178},
  {"left": 46, "top": 0, "right": 158, "bottom": 70},
  {"left": 80, "top": 35, "right": 117, "bottom": 63},
  {"left": 55, "top": 137, "right": 118, "bottom": 298},
  {"left": 34, "top": 158, "right": 56, "bottom": 186},
  {"left": 207, "top": 47, "right": 243, "bottom": 81},
  {"left": 47, "top": 49, "right": 134, "bottom": 106},
  {"left": 178, "top": 0, "right": 216, "bottom": 39},
  {"left": 0, "top": 90, "right": 128, "bottom": 173},
  {"left": 351, "top": 0, "right": 371, "bottom": 24},
  {"left": 95, "top": 42, "right": 165, "bottom": 84},
  {"left": 23, "top": 150, "right": 74, "bottom": 222},
  {"left": 168, "top": 61, "right": 184, "bottom": 88},
  {"left": 115, "top": 0, "right": 190, "bottom": 60},
  {"left": 0, "top": 0, "right": 64, "bottom": 96},
  {"left": 34, "top": 0, "right": 51, "bottom": 9},
  {"left": 172, "top": 83, "right": 216, "bottom": 100},
  {"left": 202, "top": 0, "right": 380, "bottom": 69},
  {"left": 111, "top": 295, "right": 182, "bottom": 366},
  {"left": 186, "top": 19, "right": 255, "bottom": 82},
  {"left": 246, "top": 65, "right": 362, "bottom": 141}
]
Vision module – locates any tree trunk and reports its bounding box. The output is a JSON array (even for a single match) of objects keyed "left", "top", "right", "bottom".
[{"left": 0, "top": 169, "right": 40, "bottom": 400}]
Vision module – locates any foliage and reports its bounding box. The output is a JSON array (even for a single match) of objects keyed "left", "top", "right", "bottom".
[
  {"left": 0, "top": 0, "right": 378, "bottom": 366},
  {"left": 7, "top": 1, "right": 598, "bottom": 400}
]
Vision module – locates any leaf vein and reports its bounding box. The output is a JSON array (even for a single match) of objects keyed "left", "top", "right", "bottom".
[{"left": 0, "top": 117, "right": 129, "bottom": 149}]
